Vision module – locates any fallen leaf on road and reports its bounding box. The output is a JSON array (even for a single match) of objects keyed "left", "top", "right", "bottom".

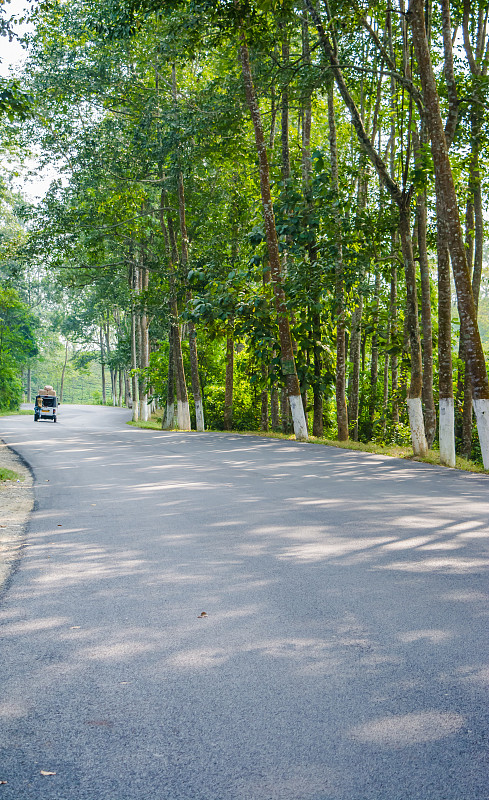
[
  {"left": 57, "top": 524, "right": 62, "bottom": 527},
  {"left": 40, "top": 771, "right": 56, "bottom": 776}
]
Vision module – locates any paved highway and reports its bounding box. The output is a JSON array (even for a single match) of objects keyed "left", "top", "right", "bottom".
[{"left": 1, "top": 405, "right": 488, "bottom": 799}]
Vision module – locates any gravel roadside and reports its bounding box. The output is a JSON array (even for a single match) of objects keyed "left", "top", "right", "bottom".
[{"left": 0, "top": 439, "right": 34, "bottom": 593}]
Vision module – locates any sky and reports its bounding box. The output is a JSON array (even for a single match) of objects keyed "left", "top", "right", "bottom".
[
  {"left": 1, "top": 0, "right": 60, "bottom": 201},
  {"left": 0, "top": 0, "right": 27, "bottom": 77}
]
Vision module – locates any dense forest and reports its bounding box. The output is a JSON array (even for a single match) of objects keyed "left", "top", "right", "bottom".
[{"left": 1, "top": 0, "right": 488, "bottom": 467}]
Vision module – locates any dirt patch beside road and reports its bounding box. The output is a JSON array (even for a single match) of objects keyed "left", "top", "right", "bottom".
[{"left": 0, "top": 440, "right": 34, "bottom": 592}]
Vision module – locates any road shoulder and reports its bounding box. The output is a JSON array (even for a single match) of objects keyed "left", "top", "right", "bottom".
[{"left": 0, "top": 439, "right": 34, "bottom": 593}]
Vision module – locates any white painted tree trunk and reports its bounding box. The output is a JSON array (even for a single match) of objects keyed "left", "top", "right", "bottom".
[
  {"left": 162, "top": 400, "right": 174, "bottom": 430},
  {"left": 439, "top": 398, "right": 455, "bottom": 467},
  {"left": 407, "top": 397, "right": 428, "bottom": 456},
  {"left": 195, "top": 400, "right": 205, "bottom": 432},
  {"left": 140, "top": 399, "right": 150, "bottom": 422},
  {"left": 177, "top": 400, "right": 191, "bottom": 431},
  {"left": 472, "top": 398, "right": 489, "bottom": 469},
  {"left": 289, "top": 393, "right": 308, "bottom": 442}
]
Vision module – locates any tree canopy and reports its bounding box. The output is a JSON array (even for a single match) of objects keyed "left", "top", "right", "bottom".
[{"left": 2, "top": 0, "right": 489, "bottom": 466}]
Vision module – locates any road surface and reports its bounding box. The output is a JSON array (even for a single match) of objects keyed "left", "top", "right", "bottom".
[{"left": 1, "top": 405, "right": 488, "bottom": 799}]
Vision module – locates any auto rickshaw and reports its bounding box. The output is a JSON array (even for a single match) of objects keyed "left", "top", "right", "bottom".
[{"left": 34, "top": 386, "right": 58, "bottom": 422}]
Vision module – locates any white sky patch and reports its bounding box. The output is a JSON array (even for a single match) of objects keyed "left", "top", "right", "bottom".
[{"left": 1, "top": 0, "right": 62, "bottom": 201}]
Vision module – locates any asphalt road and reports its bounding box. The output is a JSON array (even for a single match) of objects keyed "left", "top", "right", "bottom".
[{"left": 1, "top": 405, "right": 488, "bottom": 800}]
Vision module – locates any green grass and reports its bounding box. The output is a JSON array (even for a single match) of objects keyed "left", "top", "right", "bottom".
[
  {"left": 127, "top": 418, "right": 165, "bottom": 430},
  {"left": 0, "top": 409, "right": 33, "bottom": 417},
  {"left": 0, "top": 466, "right": 23, "bottom": 481},
  {"left": 128, "top": 414, "right": 489, "bottom": 475}
]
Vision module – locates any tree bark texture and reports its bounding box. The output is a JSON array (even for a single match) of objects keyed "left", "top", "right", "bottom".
[
  {"left": 223, "top": 324, "right": 234, "bottom": 430},
  {"left": 328, "top": 84, "right": 348, "bottom": 441},
  {"left": 437, "top": 213, "right": 455, "bottom": 466},
  {"left": 176, "top": 169, "right": 204, "bottom": 431},
  {"left": 238, "top": 19, "right": 308, "bottom": 441},
  {"left": 160, "top": 196, "right": 191, "bottom": 430},
  {"left": 130, "top": 265, "right": 139, "bottom": 421},
  {"left": 99, "top": 325, "right": 106, "bottom": 406},
  {"left": 399, "top": 206, "right": 428, "bottom": 454},
  {"left": 416, "top": 186, "right": 436, "bottom": 447},
  {"left": 59, "top": 341, "right": 68, "bottom": 405},
  {"left": 408, "top": 0, "right": 489, "bottom": 467},
  {"left": 302, "top": 12, "right": 322, "bottom": 436},
  {"left": 162, "top": 326, "right": 176, "bottom": 430},
  {"left": 139, "top": 266, "right": 150, "bottom": 421},
  {"left": 390, "top": 263, "right": 399, "bottom": 426},
  {"left": 348, "top": 301, "right": 363, "bottom": 440},
  {"left": 368, "top": 268, "right": 381, "bottom": 436}
]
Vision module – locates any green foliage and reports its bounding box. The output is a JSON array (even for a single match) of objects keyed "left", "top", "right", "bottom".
[
  {"left": 0, "top": 80, "right": 33, "bottom": 121},
  {"left": 202, "top": 380, "right": 260, "bottom": 430},
  {"left": 4, "top": 0, "right": 487, "bottom": 460},
  {"left": 0, "top": 465, "right": 23, "bottom": 481},
  {"left": 0, "top": 285, "right": 38, "bottom": 409}
]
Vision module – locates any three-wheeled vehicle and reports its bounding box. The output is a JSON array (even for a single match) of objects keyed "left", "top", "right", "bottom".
[{"left": 34, "top": 386, "right": 58, "bottom": 422}]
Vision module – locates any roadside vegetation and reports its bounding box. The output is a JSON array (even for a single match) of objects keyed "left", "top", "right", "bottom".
[
  {"left": 1, "top": 0, "right": 489, "bottom": 471},
  {"left": 128, "top": 415, "right": 489, "bottom": 475},
  {"left": 0, "top": 466, "right": 23, "bottom": 482}
]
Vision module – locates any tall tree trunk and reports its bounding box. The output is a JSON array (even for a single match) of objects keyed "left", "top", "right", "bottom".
[
  {"left": 176, "top": 177, "right": 203, "bottom": 430},
  {"left": 223, "top": 323, "right": 234, "bottom": 430},
  {"left": 103, "top": 321, "right": 117, "bottom": 407},
  {"left": 59, "top": 341, "right": 68, "bottom": 404},
  {"left": 399, "top": 205, "right": 428, "bottom": 455},
  {"left": 162, "top": 326, "right": 176, "bottom": 430},
  {"left": 327, "top": 84, "right": 348, "bottom": 440},
  {"left": 280, "top": 27, "right": 290, "bottom": 185},
  {"left": 139, "top": 266, "right": 150, "bottom": 421},
  {"left": 312, "top": 310, "right": 324, "bottom": 438},
  {"left": 388, "top": 15, "right": 399, "bottom": 430},
  {"left": 461, "top": 195, "right": 474, "bottom": 457},
  {"left": 437, "top": 217, "right": 455, "bottom": 466},
  {"left": 160, "top": 194, "right": 191, "bottom": 430},
  {"left": 348, "top": 301, "right": 363, "bottom": 440},
  {"left": 172, "top": 66, "right": 204, "bottom": 432},
  {"left": 130, "top": 265, "right": 139, "bottom": 422},
  {"left": 301, "top": 3, "right": 313, "bottom": 200},
  {"left": 99, "top": 326, "right": 106, "bottom": 406},
  {"left": 238, "top": 17, "right": 307, "bottom": 440},
  {"left": 124, "top": 371, "right": 131, "bottom": 409},
  {"left": 368, "top": 268, "right": 381, "bottom": 435},
  {"left": 390, "top": 263, "right": 399, "bottom": 426},
  {"left": 461, "top": 107, "right": 484, "bottom": 457},
  {"left": 348, "top": 168, "right": 368, "bottom": 442},
  {"left": 302, "top": 8, "right": 322, "bottom": 436},
  {"left": 416, "top": 185, "right": 437, "bottom": 446},
  {"left": 408, "top": 0, "right": 489, "bottom": 468}
]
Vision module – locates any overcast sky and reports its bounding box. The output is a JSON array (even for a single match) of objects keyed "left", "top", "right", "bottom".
[{"left": 1, "top": 0, "right": 60, "bottom": 201}]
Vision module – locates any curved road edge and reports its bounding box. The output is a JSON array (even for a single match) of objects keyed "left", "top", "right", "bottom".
[{"left": 0, "top": 438, "right": 34, "bottom": 595}]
